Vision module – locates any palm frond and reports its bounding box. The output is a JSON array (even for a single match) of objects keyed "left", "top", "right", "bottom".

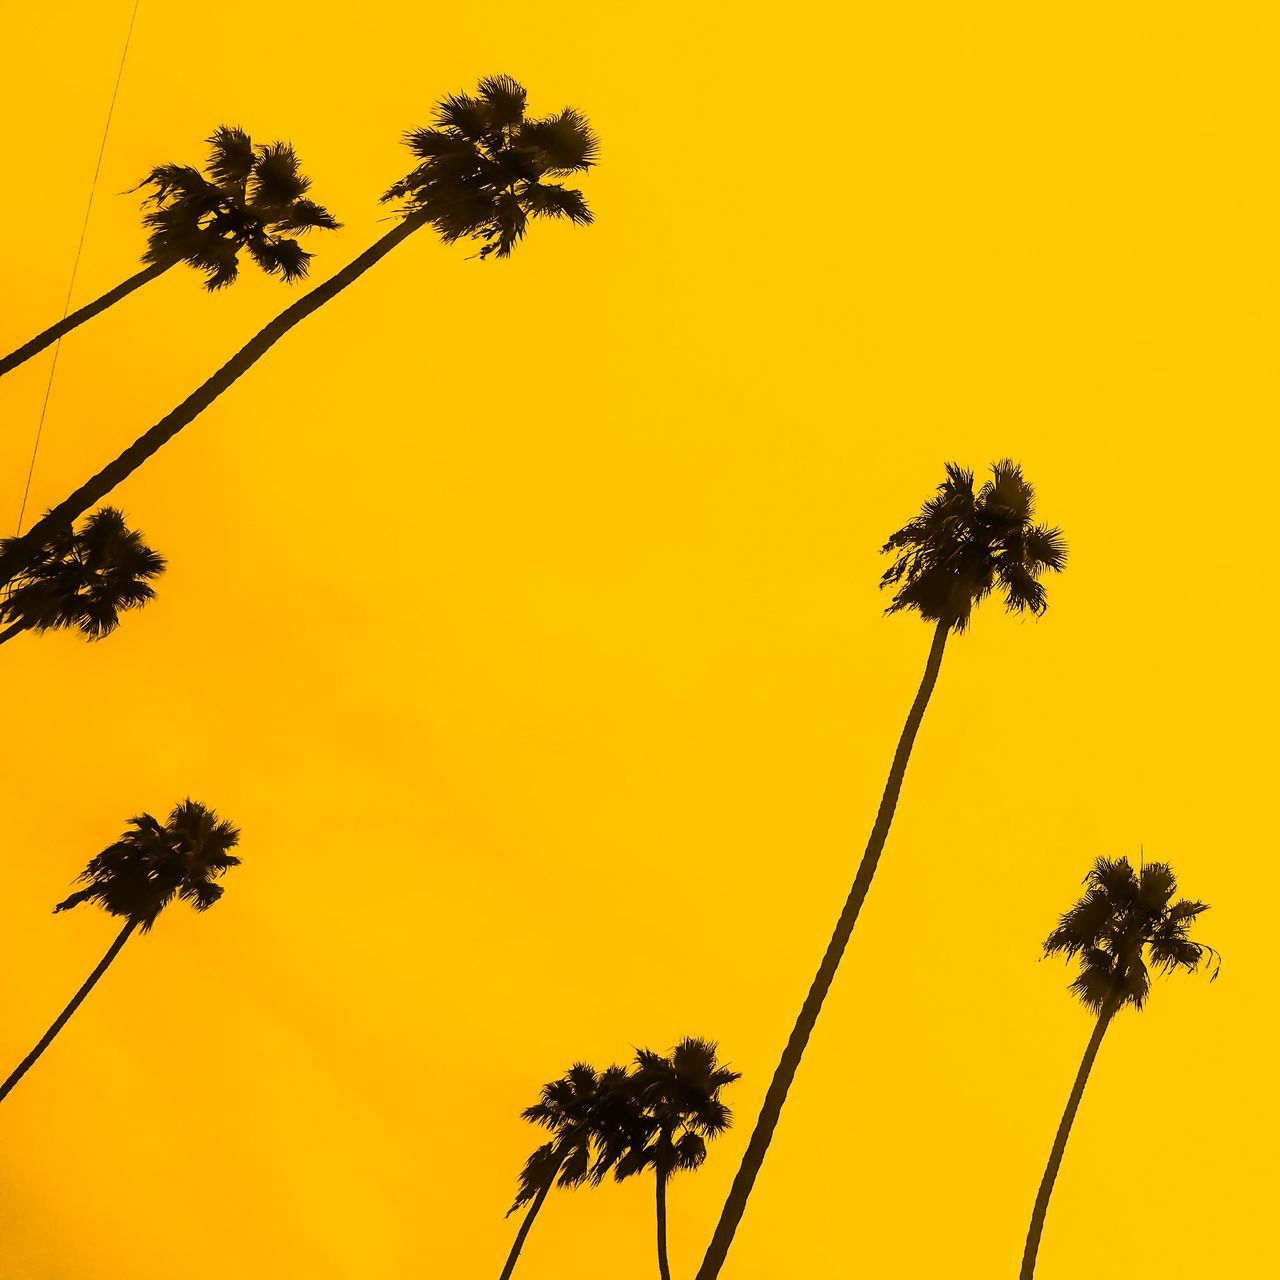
[
  {"left": 519, "top": 108, "right": 599, "bottom": 173},
  {"left": 525, "top": 183, "right": 593, "bottom": 223},
  {"left": 476, "top": 74, "right": 529, "bottom": 127},
  {"left": 247, "top": 237, "right": 312, "bottom": 283},
  {"left": 206, "top": 125, "right": 255, "bottom": 188}
]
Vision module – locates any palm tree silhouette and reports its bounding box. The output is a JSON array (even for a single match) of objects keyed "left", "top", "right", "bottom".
[
  {"left": 696, "top": 461, "right": 1067, "bottom": 1279},
  {"left": 0, "top": 506, "right": 164, "bottom": 647},
  {"left": 1020, "top": 855, "right": 1218, "bottom": 1278},
  {"left": 0, "top": 800, "right": 240, "bottom": 1106},
  {"left": 500, "top": 1062, "right": 635, "bottom": 1279},
  {"left": 613, "top": 1038, "right": 738, "bottom": 1280},
  {"left": 0, "top": 76, "right": 597, "bottom": 591},
  {"left": 0, "top": 127, "right": 339, "bottom": 378}
]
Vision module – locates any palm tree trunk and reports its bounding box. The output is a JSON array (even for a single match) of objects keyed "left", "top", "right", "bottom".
[
  {"left": 1019, "top": 1005, "right": 1116, "bottom": 1279},
  {"left": 0, "top": 261, "right": 172, "bottom": 379},
  {"left": 0, "top": 212, "right": 430, "bottom": 588},
  {"left": 0, "top": 917, "right": 138, "bottom": 1104},
  {"left": 498, "top": 1175, "right": 555, "bottom": 1280},
  {"left": 695, "top": 617, "right": 952, "bottom": 1280},
  {"left": 656, "top": 1174, "right": 672, "bottom": 1280},
  {"left": 0, "top": 618, "right": 31, "bottom": 646}
]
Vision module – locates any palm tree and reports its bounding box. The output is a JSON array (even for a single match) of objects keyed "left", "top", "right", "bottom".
[
  {"left": 1020, "top": 856, "right": 1218, "bottom": 1278},
  {"left": 0, "top": 506, "right": 164, "bottom": 647},
  {"left": 0, "top": 800, "right": 240, "bottom": 1105},
  {"left": 0, "top": 127, "right": 339, "bottom": 378},
  {"left": 613, "top": 1038, "right": 738, "bottom": 1280},
  {"left": 0, "top": 76, "right": 597, "bottom": 591},
  {"left": 696, "top": 461, "right": 1068, "bottom": 1279},
  {"left": 500, "top": 1062, "right": 635, "bottom": 1279}
]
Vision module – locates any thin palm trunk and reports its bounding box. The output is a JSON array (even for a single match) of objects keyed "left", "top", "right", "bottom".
[
  {"left": 496, "top": 1146, "right": 568, "bottom": 1280},
  {"left": 1019, "top": 1004, "right": 1116, "bottom": 1279},
  {"left": 695, "top": 617, "right": 951, "bottom": 1280},
  {"left": 0, "top": 262, "right": 172, "bottom": 379},
  {"left": 499, "top": 1177, "right": 555, "bottom": 1280},
  {"left": 0, "top": 618, "right": 31, "bottom": 646},
  {"left": 656, "top": 1174, "right": 672, "bottom": 1280},
  {"left": 0, "top": 917, "right": 138, "bottom": 1104},
  {"left": 0, "top": 212, "right": 430, "bottom": 587}
]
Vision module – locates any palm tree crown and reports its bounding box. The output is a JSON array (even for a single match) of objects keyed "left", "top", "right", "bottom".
[
  {"left": 382, "top": 74, "right": 597, "bottom": 259},
  {"left": 138, "top": 126, "right": 340, "bottom": 288},
  {"left": 54, "top": 800, "right": 241, "bottom": 931},
  {"left": 614, "top": 1038, "right": 740, "bottom": 1182},
  {"left": 1045, "top": 856, "right": 1219, "bottom": 1012},
  {"left": 881, "top": 460, "right": 1067, "bottom": 631},
  {"left": 0, "top": 507, "right": 165, "bottom": 640},
  {"left": 510, "top": 1062, "right": 635, "bottom": 1213}
]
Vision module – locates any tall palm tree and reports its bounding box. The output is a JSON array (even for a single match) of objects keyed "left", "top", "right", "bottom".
[
  {"left": 0, "top": 76, "right": 597, "bottom": 591},
  {"left": 696, "top": 461, "right": 1068, "bottom": 1279},
  {"left": 0, "top": 800, "right": 240, "bottom": 1105},
  {"left": 1020, "top": 856, "right": 1218, "bottom": 1278},
  {"left": 0, "top": 506, "right": 164, "bottom": 647},
  {"left": 500, "top": 1061, "right": 635, "bottom": 1279},
  {"left": 614, "top": 1038, "right": 738, "bottom": 1280},
  {"left": 0, "top": 127, "right": 339, "bottom": 378}
]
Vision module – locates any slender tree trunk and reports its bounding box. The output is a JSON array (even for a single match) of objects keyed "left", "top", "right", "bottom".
[
  {"left": 0, "top": 618, "right": 31, "bottom": 646},
  {"left": 0, "top": 261, "right": 172, "bottom": 379},
  {"left": 0, "top": 917, "right": 138, "bottom": 1104},
  {"left": 498, "top": 1174, "right": 555, "bottom": 1280},
  {"left": 656, "top": 1174, "right": 672, "bottom": 1280},
  {"left": 695, "top": 617, "right": 952, "bottom": 1280},
  {"left": 1019, "top": 1005, "right": 1116, "bottom": 1279},
  {"left": 0, "top": 212, "right": 430, "bottom": 587}
]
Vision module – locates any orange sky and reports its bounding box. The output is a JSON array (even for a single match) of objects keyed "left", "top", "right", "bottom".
[{"left": 1, "top": 2, "right": 1276, "bottom": 1277}]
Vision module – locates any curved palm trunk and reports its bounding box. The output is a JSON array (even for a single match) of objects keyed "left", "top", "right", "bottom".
[
  {"left": 0, "top": 917, "right": 137, "bottom": 1104},
  {"left": 1019, "top": 1005, "right": 1116, "bottom": 1279},
  {"left": 0, "top": 262, "right": 172, "bottom": 379},
  {"left": 499, "top": 1173, "right": 556, "bottom": 1280},
  {"left": 656, "top": 1174, "right": 672, "bottom": 1280},
  {"left": 695, "top": 618, "right": 951, "bottom": 1280},
  {"left": 0, "top": 618, "right": 31, "bottom": 646},
  {"left": 0, "top": 211, "right": 430, "bottom": 588}
]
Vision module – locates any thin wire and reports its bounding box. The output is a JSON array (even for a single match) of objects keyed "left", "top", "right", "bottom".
[{"left": 15, "top": 0, "right": 142, "bottom": 536}]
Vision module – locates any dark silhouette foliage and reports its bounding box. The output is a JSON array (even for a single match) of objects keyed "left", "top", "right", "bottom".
[
  {"left": 382, "top": 73, "right": 597, "bottom": 259},
  {"left": 54, "top": 799, "right": 241, "bottom": 931},
  {"left": 0, "top": 78, "right": 597, "bottom": 593},
  {"left": 612, "top": 1038, "right": 739, "bottom": 1280},
  {"left": 0, "top": 507, "right": 164, "bottom": 645},
  {"left": 138, "top": 126, "right": 340, "bottom": 288},
  {"left": 695, "top": 463, "right": 1066, "bottom": 1280},
  {"left": 1045, "top": 855, "right": 1219, "bottom": 1012},
  {"left": 500, "top": 1061, "right": 638, "bottom": 1279},
  {"left": 0, "top": 801, "right": 240, "bottom": 1106},
  {"left": 611, "top": 1038, "right": 739, "bottom": 1183},
  {"left": 880, "top": 460, "right": 1067, "bottom": 630},
  {"left": 0, "top": 128, "right": 338, "bottom": 379},
  {"left": 1020, "top": 856, "right": 1217, "bottom": 1278}
]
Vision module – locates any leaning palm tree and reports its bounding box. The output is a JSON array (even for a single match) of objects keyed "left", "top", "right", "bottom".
[
  {"left": 615, "top": 1038, "right": 738, "bottom": 1280},
  {"left": 0, "top": 800, "right": 240, "bottom": 1105},
  {"left": 0, "top": 76, "right": 597, "bottom": 590},
  {"left": 500, "top": 1061, "right": 635, "bottom": 1279},
  {"left": 0, "top": 127, "right": 339, "bottom": 378},
  {"left": 696, "top": 461, "right": 1067, "bottom": 1279},
  {"left": 0, "top": 506, "right": 164, "bottom": 647},
  {"left": 1020, "top": 856, "right": 1218, "bottom": 1278}
]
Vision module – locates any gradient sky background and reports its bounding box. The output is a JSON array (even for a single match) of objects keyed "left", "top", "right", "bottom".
[{"left": 1, "top": 2, "right": 1275, "bottom": 1276}]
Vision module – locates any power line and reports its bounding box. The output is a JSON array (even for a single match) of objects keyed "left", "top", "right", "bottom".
[{"left": 15, "top": 0, "right": 142, "bottom": 535}]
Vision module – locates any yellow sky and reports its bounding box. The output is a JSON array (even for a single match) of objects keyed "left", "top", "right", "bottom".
[{"left": 0, "top": 2, "right": 1275, "bottom": 1276}]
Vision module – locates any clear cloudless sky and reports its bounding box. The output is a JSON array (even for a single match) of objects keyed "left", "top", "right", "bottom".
[{"left": 0, "top": 2, "right": 1275, "bottom": 1276}]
